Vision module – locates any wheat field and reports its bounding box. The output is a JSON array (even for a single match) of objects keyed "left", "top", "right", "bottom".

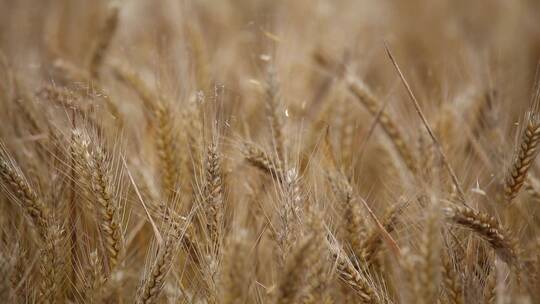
[{"left": 1, "top": 0, "right": 540, "bottom": 303}]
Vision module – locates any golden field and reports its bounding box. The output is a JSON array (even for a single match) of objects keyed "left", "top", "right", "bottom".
[{"left": 1, "top": 1, "right": 540, "bottom": 303}]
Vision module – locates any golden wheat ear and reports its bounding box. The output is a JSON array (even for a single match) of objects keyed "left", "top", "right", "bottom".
[
  {"left": 442, "top": 255, "right": 463, "bottom": 304},
  {"left": 417, "top": 203, "right": 443, "bottom": 304},
  {"left": 154, "top": 98, "right": 180, "bottom": 201},
  {"left": 264, "top": 66, "right": 286, "bottom": 164},
  {"left": 242, "top": 142, "right": 284, "bottom": 182},
  {"left": 0, "top": 150, "right": 70, "bottom": 302},
  {"left": 79, "top": 250, "right": 106, "bottom": 303},
  {"left": 346, "top": 76, "right": 418, "bottom": 175},
  {"left": 71, "top": 129, "right": 124, "bottom": 273},
  {"left": 202, "top": 136, "right": 224, "bottom": 250},
  {"left": 110, "top": 62, "right": 157, "bottom": 113},
  {"left": 358, "top": 200, "right": 406, "bottom": 267},
  {"left": 136, "top": 210, "right": 192, "bottom": 304},
  {"left": 504, "top": 85, "right": 540, "bottom": 203},
  {"left": 38, "top": 223, "right": 67, "bottom": 303},
  {"left": 87, "top": 3, "right": 119, "bottom": 80},
  {"left": 308, "top": 207, "right": 334, "bottom": 303},
  {"left": 136, "top": 234, "right": 179, "bottom": 304},
  {"left": 444, "top": 206, "right": 519, "bottom": 267},
  {"left": 275, "top": 232, "right": 323, "bottom": 304},
  {"left": 329, "top": 172, "right": 368, "bottom": 262},
  {"left": 331, "top": 244, "right": 379, "bottom": 304},
  {"left": 0, "top": 147, "right": 50, "bottom": 240}
]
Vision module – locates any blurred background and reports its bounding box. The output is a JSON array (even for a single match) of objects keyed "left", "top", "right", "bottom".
[{"left": 1, "top": 0, "right": 539, "bottom": 100}]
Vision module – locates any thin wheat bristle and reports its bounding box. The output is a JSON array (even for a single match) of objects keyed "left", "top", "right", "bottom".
[
  {"left": 37, "top": 85, "right": 80, "bottom": 109},
  {"left": 483, "top": 268, "right": 496, "bottom": 304}
]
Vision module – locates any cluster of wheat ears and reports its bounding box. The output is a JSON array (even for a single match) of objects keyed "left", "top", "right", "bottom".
[{"left": 1, "top": 1, "right": 540, "bottom": 303}]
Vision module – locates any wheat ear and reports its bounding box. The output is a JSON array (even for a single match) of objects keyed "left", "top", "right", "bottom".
[
  {"left": 359, "top": 201, "right": 404, "bottom": 266},
  {"left": 418, "top": 208, "right": 442, "bottom": 304},
  {"left": 275, "top": 235, "right": 318, "bottom": 304},
  {"left": 0, "top": 152, "right": 49, "bottom": 240},
  {"left": 83, "top": 250, "right": 106, "bottom": 303},
  {"left": 346, "top": 77, "right": 418, "bottom": 174},
  {"left": 330, "top": 173, "right": 367, "bottom": 260},
  {"left": 442, "top": 257, "right": 463, "bottom": 304},
  {"left": 203, "top": 139, "right": 224, "bottom": 247},
  {"left": 445, "top": 206, "right": 518, "bottom": 267},
  {"left": 265, "top": 67, "right": 286, "bottom": 163},
  {"left": 111, "top": 62, "right": 157, "bottom": 112},
  {"left": 88, "top": 4, "right": 119, "bottom": 79},
  {"left": 154, "top": 99, "right": 179, "bottom": 200},
  {"left": 504, "top": 101, "right": 540, "bottom": 202},
  {"left": 38, "top": 223, "right": 66, "bottom": 304},
  {"left": 136, "top": 233, "right": 180, "bottom": 304},
  {"left": 299, "top": 207, "right": 330, "bottom": 304},
  {"left": 185, "top": 24, "right": 210, "bottom": 89},
  {"left": 73, "top": 132, "right": 125, "bottom": 272},
  {"left": 91, "top": 147, "right": 124, "bottom": 271},
  {"left": 333, "top": 251, "right": 378, "bottom": 304},
  {"left": 243, "top": 143, "right": 284, "bottom": 182}
]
